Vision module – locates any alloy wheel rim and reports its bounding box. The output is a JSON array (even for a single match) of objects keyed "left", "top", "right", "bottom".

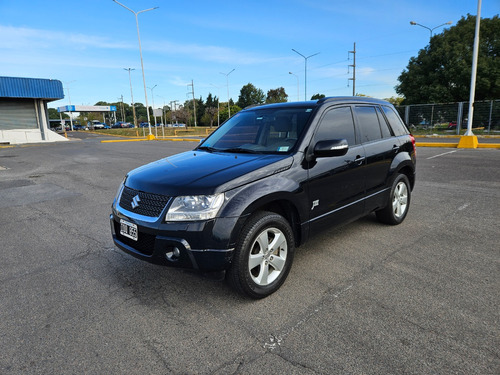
[
  {"left": 392, "top": 181, "right": 408, "bottom": 218},
  {"left": 248, "top": 227, "right": 288, "bottom": 286}
]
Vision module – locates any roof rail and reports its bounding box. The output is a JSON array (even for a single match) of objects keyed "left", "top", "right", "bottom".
[{"left": 317, "top": 96, "right": 389, "bottom": 105}]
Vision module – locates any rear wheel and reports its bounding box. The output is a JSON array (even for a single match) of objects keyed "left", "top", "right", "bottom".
[
  {"left": 376, "top": 174, "right": 411, "bottom": 225},
  {"left": 227, "top": 211, "right": 294, "bottom": 299}
]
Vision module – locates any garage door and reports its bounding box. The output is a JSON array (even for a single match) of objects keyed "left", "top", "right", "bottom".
[{"left": 0, "top": 98, "right": 38, "bottom": 130}]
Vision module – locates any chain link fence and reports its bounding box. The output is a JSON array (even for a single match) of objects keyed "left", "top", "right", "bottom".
[{"left": 395, "top": 100, "right": 500, "bottom": 135}]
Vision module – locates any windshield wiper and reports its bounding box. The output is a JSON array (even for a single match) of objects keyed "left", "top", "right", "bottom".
[
  {"left": 219, "top": 147, "right": 259, "bottom": 154},
  {"left": 196, "top": 146, "right": 218, "bottom": 152}
]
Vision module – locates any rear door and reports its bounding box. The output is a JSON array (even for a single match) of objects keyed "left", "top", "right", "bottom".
[{"left": 353, "top": 105, "right": 400, "bottom": 212}]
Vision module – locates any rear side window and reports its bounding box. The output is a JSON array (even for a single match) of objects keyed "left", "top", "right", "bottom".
[
  {"left": 382, "top": 106, "right": 409, "bottom": 136},
  {"left": 315, "top": 106, "right": 356, "bottom": 145},
  {"left": 354, "top": 106, "right": 382, "bottom": 143},
  {"left": 376, "top": 107, "right": 393, "bottom": 138}
]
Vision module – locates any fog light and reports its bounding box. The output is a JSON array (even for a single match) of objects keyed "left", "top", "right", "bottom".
[{"left": 166, "top": 247, "right": 181, "bottom": 260}]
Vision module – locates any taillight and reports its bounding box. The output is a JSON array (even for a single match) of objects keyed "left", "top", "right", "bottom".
[{"left": 410, "top": 134, "right": 416, "bottom": 155}]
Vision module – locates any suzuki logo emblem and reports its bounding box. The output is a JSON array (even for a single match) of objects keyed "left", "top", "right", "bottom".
[{"left": 131, "top": 194, "right": 141, "bottom": 209}]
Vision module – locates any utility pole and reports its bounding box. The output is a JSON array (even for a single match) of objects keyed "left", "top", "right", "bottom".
[
  {"left": 348, "top": 42, "right": 356, "bottom": 96},
  {"left": 187, "top": 80, "right": 197, "bottom": 126}
]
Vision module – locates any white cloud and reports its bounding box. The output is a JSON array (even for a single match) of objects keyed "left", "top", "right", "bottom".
[{"left": 0, "top": 25, "right": 131, "bottom": 50}]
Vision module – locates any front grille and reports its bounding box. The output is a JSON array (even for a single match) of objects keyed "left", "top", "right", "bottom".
[
  {"left": 114, "top": 221, "right": 156, "bottom": 256},
  {"left": 119, "top": 186, "right": 170, "bottom": 217}
]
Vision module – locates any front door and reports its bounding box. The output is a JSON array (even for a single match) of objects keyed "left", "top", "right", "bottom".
[{"left": 305, "top": 106, "right": 366, "bottom": 234}]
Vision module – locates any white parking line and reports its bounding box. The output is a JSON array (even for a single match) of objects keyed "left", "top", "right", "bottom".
[{"left": 427, "top": 150, "right": 458, "bottom": 160}]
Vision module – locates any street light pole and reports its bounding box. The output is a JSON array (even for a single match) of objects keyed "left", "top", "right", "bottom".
[
  {"left": 289, "top": 72, "right": 299, "bottom": 102},
  {"left": 410, "top": 20, "right": 452, "bottom": 39},
  {"left": 124, "top": 68, "right": 137, "bottom": 127},
  {"left": 64, "top": 80, "right": 75, "bottom": 131},
  {"left": 220, "top": 69, "right": 235, "bottom": 118},
  {"left": 113, "top": 0, "right": 158, "bottom": 138},
  {"left": 292, "top": 49, "right": 319, "bottom": 101},
  {"left": 148, "top": 84, "right": 157, "bottom": 126},
  {"left": 465, "top": 0, "right": 482, "bottom": 138}
]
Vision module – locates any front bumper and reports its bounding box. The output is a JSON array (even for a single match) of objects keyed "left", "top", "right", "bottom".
[{"left": 110, "top": 212, "right": 235, "bottom": 271}]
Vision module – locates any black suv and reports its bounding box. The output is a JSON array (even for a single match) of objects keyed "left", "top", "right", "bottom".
[{"left": 111, "top": 97, "right": 416, "bottom": 298}]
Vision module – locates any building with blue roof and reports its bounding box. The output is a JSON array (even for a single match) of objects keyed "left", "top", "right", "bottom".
[{"left": 0, "top": 76, "right": 67, "bottom": 144}]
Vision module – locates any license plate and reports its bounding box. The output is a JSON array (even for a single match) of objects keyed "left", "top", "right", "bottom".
[{"left": 120, "top": 219, "right": 138, "bottom": 241}]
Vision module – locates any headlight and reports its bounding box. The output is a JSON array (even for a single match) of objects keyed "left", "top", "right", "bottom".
[
  {"left": 166, "top": 193, "right": 225, "bottom": 221},
  {"left": 114, "top": 177, "right": 126, "bottom": 202}
]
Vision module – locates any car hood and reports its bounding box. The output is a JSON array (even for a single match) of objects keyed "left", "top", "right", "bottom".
[{"left": 125, "top": 150, "right": 294, "bottom": 196}]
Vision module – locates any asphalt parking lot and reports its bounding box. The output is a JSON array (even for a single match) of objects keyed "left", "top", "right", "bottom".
[{"left": 1, "top": 135, "right": 499, "bottom": 374}]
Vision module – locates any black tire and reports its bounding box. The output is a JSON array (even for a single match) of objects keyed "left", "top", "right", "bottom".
[
  {"left": 376, "top": 174, "right": 411, "bottom": 225},
  {"left": 227, "top": 211, "right": 295, "bottom": 299}
]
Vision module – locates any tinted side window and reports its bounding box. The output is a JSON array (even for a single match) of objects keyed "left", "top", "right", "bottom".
[
  {"left": 355, "top": 106, "right": 382, "bottom": 143},
  {"left": 376, "top": 107, "right": 393, "bottom": 138},
  {"left": 382, "top": 106, "right": 409, "bottom": 136},
  {"left": 315, "top": 106, "right": 356, "bottom": 145}
]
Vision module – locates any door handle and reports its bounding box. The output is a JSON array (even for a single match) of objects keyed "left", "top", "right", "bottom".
[
  {"left": 392, "top": 145, "right": 400, "bottom": 152},
  {"left": 354, "top": 156, "right": 365, "bottom": 165}
]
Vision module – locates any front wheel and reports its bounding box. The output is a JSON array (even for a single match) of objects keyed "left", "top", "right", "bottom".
[
  {"left": 227, "top": 211, "right": 295, "bottom": 299},
  {"left": 376, "top": 174, "right": 411, "bottom": 225}
]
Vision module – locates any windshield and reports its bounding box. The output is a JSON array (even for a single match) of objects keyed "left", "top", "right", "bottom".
[{"left": 198, "top": 106, "right": 314, "bottom": 154}]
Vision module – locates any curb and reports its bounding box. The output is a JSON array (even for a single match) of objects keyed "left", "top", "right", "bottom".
[{"left": 416, "top": 142, "right": 500, "bottom": 148}]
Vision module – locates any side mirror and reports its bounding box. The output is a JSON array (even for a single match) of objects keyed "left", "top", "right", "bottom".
[{"left": 313, "top": 139, "right": 349, "bottom": 157}]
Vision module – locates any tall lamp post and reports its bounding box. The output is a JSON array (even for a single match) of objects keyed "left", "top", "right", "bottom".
[
  {"left": 124, "top": 68, "right": 137, "bottom": 127},
  {"left": 113, "top": 0, "right": 158, "bottom": 139},
  {"left": 220, "top": 69, "right": 235, "bottom": 118},
  {"left": 459, "top": 0, "right": 481, "bottom": 148},
  {"left": 292, "top": 49, "right": 319, "bottom": 101},
  {"left": 148, "top": 84, "right": 157, "bottom": 127},
  {"left": 410, "top": 20, "right": 452, "bottom": 39},
  {"left": 63, "top": 80, "right": 75, "bottom": 131},
  {"left": 288, "top": 72, "right": 299, "bottom": 102}
]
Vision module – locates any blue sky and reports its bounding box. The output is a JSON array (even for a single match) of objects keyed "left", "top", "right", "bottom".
[{"left": 1, "top": 0, "right": 498, "bottom": 109}]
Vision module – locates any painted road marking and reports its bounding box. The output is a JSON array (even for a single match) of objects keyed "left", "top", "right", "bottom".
[{"left": 427, "top": 150, "right": 458, "bottom": 160}]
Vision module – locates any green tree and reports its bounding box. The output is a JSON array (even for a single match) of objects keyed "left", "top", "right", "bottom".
[
  {"left": 236, "top": 83, "right": 265, "bottom": 108},
  {"left": 48, "top": 108, "right": 68, "bottom": 119},
  {"left": 396, "top": 15, "right": 500, "bottom": 104},
  {"left": 266, "top": 87, "right": 288, "bottom": 103},
  {"left": 310, "top": 93, "right": 325, "bottom": 100},
  {"left": 219, "top": 104, "right": 242, "bottom": 123},
  {"left": 384, "top": 96, "right": 405, "bottom": 106}
]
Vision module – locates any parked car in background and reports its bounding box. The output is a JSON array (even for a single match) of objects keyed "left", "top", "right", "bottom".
[
  {"left": 112, "top": 122, "right": 133, "bottom": 128},
  {"left": 111, "top": 96, "right": 416, "bottom": 298},
  {"left": 139, "top": 122, "right": 150, "bottom": 128},
  {"left": 89, "top": 120, "right": 106, "bottom": 129}
]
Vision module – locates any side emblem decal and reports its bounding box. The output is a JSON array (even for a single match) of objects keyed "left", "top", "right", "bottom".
[{"left": 311, "top": 200, "right": 319, "bottom": 210}]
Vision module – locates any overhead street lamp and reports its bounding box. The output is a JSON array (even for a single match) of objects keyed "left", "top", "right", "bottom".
[
  {"left": 220, "top": 69, "right": 235, "bottom": 118},
  {"left": 113, "top": 0, "right": 158, "bottom": 139},
  {"left": 292, "top": 49, "right": 319, "bottom": 101},
  {"left": 123, "top": 68, "right": 137, "bottom": 127},
  {"left": 288, "top": 72, "right": 299, "bottom": 102},
  {"left": 410, "top": 20, "right": 453, "bottom": 39}
]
